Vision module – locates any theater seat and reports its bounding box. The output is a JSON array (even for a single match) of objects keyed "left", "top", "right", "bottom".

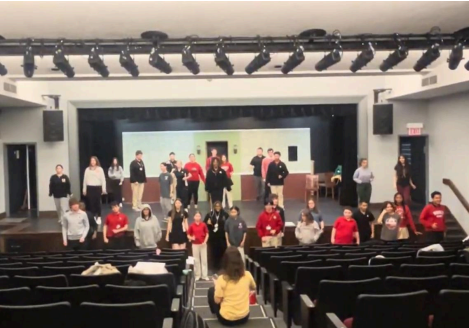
[{"left": 0, "top": 302, "right": 71, "bottom": 327}]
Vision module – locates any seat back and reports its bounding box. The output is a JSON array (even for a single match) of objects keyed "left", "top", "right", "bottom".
[
  {"left": 369, "top": 256, "right": 412, "bottom": 267},
  {"left": 80, "top": 301, "right": 164, "bottom": 328},
  {"left": 294, "top": 266, "right": 343, "bottom": 300},
  {"left": 24, "top": 261, "right": 64, "bottom": 267},
  {"left": 36, "top": 285, "right": 102, "bottom": 307},
  {"left": 41, "top": 266, "right": 85, "bottom": 276},
  {"left": 382, "top": 251, "right": 416, "bottom": 258},
  {"left": 432, "top": 289, "right": 469, "bottom": 328},
  {"left": 352, "top": 291, "right": 429, "bottom": 328},
  {"left": 325, "top": 257, "right": 368, "bottom": 268},
  {"left": 12, "top": 275, "right": 68, "bottom": 288},
  {"left": 315, "top": 278, "right": 383, "bottom": 327},
  {"left": 0, "top": 287, "right": 32, "bottom": 305},
  {"left": 348, "top": 264, "right": 394, "bottom": 280},
  {"left": 259, "top": 251, "right": 293, "bottom": 267},
  {"left": 450, "top": 275, "right": 469, "bottom": 290},
  {"left": 344, "top": 252, "right": 377, "bottom": 259},
  {"left": 105, "top": 284, "right": 171, "bottom": 313},
  {"left": 450, "top": 263, "right": 469, "bottom": 276},
  {"left": 415, "top": 255, "right": 457, "bottom": 266},
  {"left": 418, "top": 250, "right": 457, "bottom": 257},
  {"left": 0, "top": 275, "right": 10, "bottom": 289},
  {"left": 0, "top": 262, "right": 23, "bottom": 268},
  {"left": 385, "top": 275, "right": 449, "bottom": 314},
  {"left": 0, "top": 301, "right": 71, "bottom": 327},
  {"left": 127, "top": 273, "right": 177, "bottom": 297},
  {"left": 69, "top": 273, "right": 124, "bottom": 287},
  {"left": 269, "top": 255, "right": 303, "bottom": 276},
  {"left": 399, "top": 263, "right": 447, "bottom": 277},
  {"left": 279, "top": 260, "right": 322, "bottom": 284},
  {"left": 0, "top": 266, "right": 38, "bottom": 277},
  {"left": 306, "top": 253, "right": 340, "bottom": 261}
]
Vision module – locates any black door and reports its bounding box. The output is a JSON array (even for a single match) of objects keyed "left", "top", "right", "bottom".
[
  {"left": 206, "top": 141, "right": 229, "bottom": 161},
  {"left": 27, "top": 145, "right": 38, "bottom": 212},
  {"left": 7, "top": 145, "right": 27, "bottom": 215},
  {"left": 399, "top": 136, "right": 427, "bottom": 205}
]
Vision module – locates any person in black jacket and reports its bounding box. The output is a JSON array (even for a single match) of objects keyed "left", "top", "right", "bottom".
[
  {"left": 266, "top": 152, "right": 289, "bottom": 208},
  {"left": 79, "top": 202, "right": 98, "bottom": 245},
  {"left": 129, "top": 150, "right": 147, "bottom": 211},
  {"left": 49, "top": 164, "right": 72, "bottom": 224},
  {"left": 205, "top": 158, "right": 229, "bottom": 205},
  {"left": 204, "top": 201, "right": 228, "bottom": 270}
]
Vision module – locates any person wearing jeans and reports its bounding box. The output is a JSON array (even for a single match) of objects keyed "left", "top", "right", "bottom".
[
  {"left": 265, "top": 151, "right": 289, "bottom": 208},
  {"left": 187, "top": 212, "right": 209, "bottom": 281},
  {"left": 159, "top": 163, "right": 173, "bottom": 222},
  {"left": 353, "top": 158, "right": 374, "bottom": 204},
  {"left": 208, "top": 247, "right": 255, "bottom": 326},
  {"left": 49, "top": 164, "right": 71, "bottom": 224},
  {"left": 250, "top": 148, "right": 265, "bottom": 201},
  {"left": 224, "top": 206, "right": 247, "bottom": 262},
  {"left": 130, "top": 150, "right": 146, "bottom": 211}
]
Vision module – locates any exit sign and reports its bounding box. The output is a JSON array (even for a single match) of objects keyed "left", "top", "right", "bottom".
[{"left": 408, "top": 128, "right": 422, "bottom": 136}]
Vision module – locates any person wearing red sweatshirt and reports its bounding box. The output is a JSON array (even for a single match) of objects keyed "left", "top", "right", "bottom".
[
  {"left": 394, "top": 192, "right": 422, "bottom": 240},
  {"left": 184, "top": 154, "right": 206, "bottom": 209},
  {"left": 206, "top": 148, "right": 220, "bottom": 171},
  {"left": 221, "top": 154, "right": 234, "bottom": 209},
  {"left": 103, "top": 202, "right": 129, "bottom": 249},
  {"left": 419, "top": 191, "right": 449, "bottom": 243},
  {"left": 256, "top": 201, "right": 284, "bottom": 247},
  {"left": 331, "top": 208, "right": 360, "bottom": 245},
  {"left": 261, "top": 148, "right": 274, "bottom": 203}
]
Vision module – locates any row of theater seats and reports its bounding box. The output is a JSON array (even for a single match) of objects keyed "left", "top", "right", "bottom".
[
  {"left": 245, "top": 241, "right": 469, "bottom": 328},
  {"left": 0, "top": 248, "right": 194, "bottom": 328}
]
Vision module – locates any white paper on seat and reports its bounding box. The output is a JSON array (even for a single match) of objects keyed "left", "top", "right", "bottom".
[{"left": 129, "top": 261, "right": 167, "bottom": 274}]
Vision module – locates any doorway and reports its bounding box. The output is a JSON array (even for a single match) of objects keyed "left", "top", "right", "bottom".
[
  {"left": 6, "top": 144, "right": 38, "bottom": 217},
  {"left": 206, "top": 141, "right": 228, "bottom": 162},
  {"left": 399, "top": 136, "right": 428, "bottom": 206}
]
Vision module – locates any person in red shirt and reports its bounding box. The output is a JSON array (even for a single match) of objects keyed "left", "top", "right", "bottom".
[
  {"left": 220, "top": 154, "right": 234, "bottom": 209},
  {"left": 256, "top": 201, "right": 284, "bottom": 247},
  {"left": 394, "top": 192, "right": 422, "bottom": 240},
  {"left": 419, "top": 191, "right": 449, "bottom": 243},
  {"left": 331, "top": 208, "right": 360, "bottom": 245},
  {"left": 187, "top": 211, "right": 209, "bottom": 281},
  {"left": 206, "top": 148, "right": 220, "bottom": 171},
  {"left": 184, "top": 153, "right": 206, "bottom": 209},
  {"left": 103, "top": 202, "right": 129, "bottom": 249}
]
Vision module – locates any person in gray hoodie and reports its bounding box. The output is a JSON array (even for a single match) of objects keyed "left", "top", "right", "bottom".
[
  {"left": 62, "top": 198, "right": 90, "bottom": 250},
  {"left": 295, "top": 209, "right": 322, "bottom": 245},
  {"left": 134, "top": 204, "right": 162, "bottom": 249}
]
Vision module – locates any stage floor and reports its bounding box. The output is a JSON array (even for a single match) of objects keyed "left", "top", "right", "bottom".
[{"left": 0, "top": 198, "right": 345, "bottom": 234}]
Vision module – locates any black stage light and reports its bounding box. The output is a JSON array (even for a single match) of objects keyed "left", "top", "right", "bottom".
[
  {"left": 53, "top": 44, "right": 75, "bottom": 78},
  {"left": 315, "top": 45, "right": 342, "bottom": 71},
  {"left": 350, "top": 42, "right": 375, "bottom": 73},
  {"left": 448, "top": 42, "right": 464, "bottom": 70},
  {"left": 119, "top": 47, "right": 139, "bottom": 77},
  {"left": 182, "top": 45, "right": 200, "bottom": 75},
  {"left": 379, "top": 45, "right": 408, "bottom": 72},
  {"left": 281, "top": 46, "right": 305, "bottom": 74},
  {"left": 88, "top": 46, "right": 109, "bottom": 78},
  {"left": 215, "top": 45, "right": 234, "bottom": 75},
  {"left": 149, "top": 47, "right": 172, "bottom": 74},
  {"left": 413, "top": 43, "right": 440, "bottom": 72},
  {"left": 245, "top": 46, "right": 271, "bottom": 74},
  {"left": 0, "top": 62, "right": 6, "bottom": 76},
  {"left": 23, "top": 45, "right": 36, "bottom": 78}
]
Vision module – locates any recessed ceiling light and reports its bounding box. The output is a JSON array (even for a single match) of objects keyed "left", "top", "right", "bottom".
[{"left": 299, "top": 28, "right": 327, "bottom": 41}]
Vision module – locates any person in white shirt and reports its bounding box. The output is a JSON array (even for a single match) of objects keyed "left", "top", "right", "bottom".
[{"left": 83, "top": 156, "right": 106, "bottom": 225}]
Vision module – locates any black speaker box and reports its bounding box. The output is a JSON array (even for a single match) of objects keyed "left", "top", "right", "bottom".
[
  {"left": 43, "top": 110, "right": 64, "bottom": 142},
  {"left": 373, "top": 103, "right": 393, "bottom": 135}
]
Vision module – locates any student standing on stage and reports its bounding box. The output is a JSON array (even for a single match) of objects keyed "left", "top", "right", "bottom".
[
  {"left": 134, "top": 204, "right": 162, "bottom": 249},
  {"left": 221, "top": 154, "right": 234, "bottom": 209},
  {"left": 49, "top": 164, "right": 72, "bottom": 224},
  {"left": 250, "top": 147, "right": 265, "bottom": 201},
  {"left": 206, "top": 157, "right": 230, "bottom": 205},
  {"left": 174, "top": 160, "right": 191, "bottom": 209},
  {"left": 298, "top": 197, "right": 324, "bottom": 230},
  {"left": 256, "top": 201, "right": 284, "bottom": 248},
  {"left": 266, "top": 151, "right": 289, "bottom": 208},
  {"left": 261, "top": 148, "right": 274, "bottom": 202},
  {"left": 184, "top": 154, "right": 205, "bottom": 209},
  {"left": 79, "top": 202, "right": 98, "bottom": 243},
  {"left": 205, "top": 201, "right": 228, "bottom": 270},
  {"left": 331, "top": 208, "right": 360, "bottom": 245},
  {"left": 62, "top": 198, "right": 89, "bottom": 250},
  {"left": 82, "top": 156, "right": 106, "bottom": 225},
  {"left": 166, "top": 152, "right": 177, "bottom": 173},
  {"left": 159, "top": 163, "right": 174, "bottom": 222},
  {"left": 394, "top": 192, "right": 421, "bottom": 240},
  {"left": 166, "top": 199, "right": 189, "bottom": 249},
  {"left": 377, "top": 201, "right": 401, "bottom": 242},
  {"left": 353, "top": 158, "right": 374, "bottom": 204},
  {"left": 130, "top": 150, "right": 146, "bottom": 211},
  {"left": 188, "top": 211, "right": 209, "bottom": 281},
  {"left": 352, "top": 201, "right": 375, "bottom": 243},
  {"left": 419, "top": 191, "right": 448, "bottom": 243},
  {"left": 206, "top": 148, "right": 219, "bottom": 171},
  {"left": 108, "top": 157, "right": 124, "bottom": 207},
  {"left": 225, "top": 206, "right": 247, "bottom": 261},
  {"left": 103, "top": 202, "right": 129, "bottom": 249},
  {"left": 394, "top": 155, "right": 417, "bottom": 205},
  {"left": 296, "top": 210, "right": 322, "bottom": 245}
]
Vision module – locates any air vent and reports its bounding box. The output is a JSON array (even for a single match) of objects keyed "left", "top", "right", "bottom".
[
  {"left": 421, "top": 75, "right": 438, "bottom": 87},
  {"left": 3, "top": 82, "right": 17, "bottom": 94}
]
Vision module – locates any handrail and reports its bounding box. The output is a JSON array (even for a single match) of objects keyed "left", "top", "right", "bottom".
[{"left": 442, "top": 178, "right": 469, "bottom": 214}]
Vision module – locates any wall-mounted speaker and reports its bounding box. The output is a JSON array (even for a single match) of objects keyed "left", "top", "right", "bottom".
[
  {"left": 373, "top": 103, "right": 393, "bottom": 135},
  {"left": 43, "top": 110, "right": 64, "bottom": 142}
]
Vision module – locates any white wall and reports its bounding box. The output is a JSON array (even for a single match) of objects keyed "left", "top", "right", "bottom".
[
  {"left": 427, "top": 92, "right": 469, "bottom": 233},
  {"left": 0, "top": 107, "right": 69, "bottom": 212}
]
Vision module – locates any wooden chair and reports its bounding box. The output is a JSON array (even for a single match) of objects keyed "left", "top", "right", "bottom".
[
  {"left": 305, "top": 174, "right": 319, "bottom": 202},
  {"left": 318, "top": 172, "right": 335, "bottom": 199}
]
